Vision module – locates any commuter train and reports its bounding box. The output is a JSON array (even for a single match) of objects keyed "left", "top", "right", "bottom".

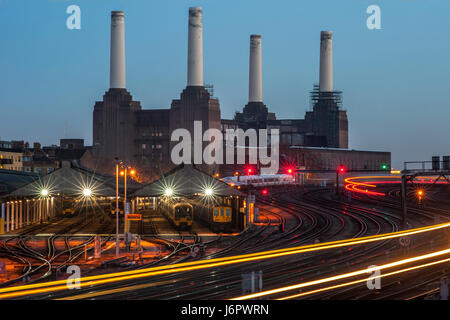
[
  {"left": 110, "top": 199, "right": 124, "bottom": 215},
  {"left": 194, "top": 197, "right": 234, "bottom": 233},
  {"left": 222, "top": 174, "right": 295, "bottom": 187},
  {"left": 61, "top": 197, "right": 110, "bottom": 217},
  {"left": 159, "top": 200, "right": 194, "bottom": 229},
  {"left": 61, "top": 199, "right": 76, "bottom": 217},
  {"left": 158, "top": 197, "right": 234, "bottom": 232}
]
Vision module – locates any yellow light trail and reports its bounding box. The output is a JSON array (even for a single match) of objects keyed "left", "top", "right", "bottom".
[
  {"left": 0, "top": 222, "right": 449, "bottom": 299},
  {"left": 231, "top": 248, "right": 450, "bottom": 300},
  {"left": 56, "top": 279, "right": 176, "bottom": 300},
  {"left": 278, "top": 257, "right": 450, "bottom": 300}
]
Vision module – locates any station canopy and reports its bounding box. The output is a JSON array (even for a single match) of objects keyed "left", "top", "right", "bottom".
[
  {"left": 133, "top": 165, "right": 243, "bottom": 198},
  {"left": 9, "top": 162, "right": 118, "bottom": 198},
  {"left": 0, "top": 169, "right": 39, "bottom": 196}
]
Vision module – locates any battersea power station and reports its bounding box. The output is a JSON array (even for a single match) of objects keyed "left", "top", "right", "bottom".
[{"left": 92, "top": 8, "right": 389, "bottom": 180}]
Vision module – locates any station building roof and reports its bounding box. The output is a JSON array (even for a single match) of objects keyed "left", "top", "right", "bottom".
[
  {"left": 0, "top": 169, "right": 40, "bottom": 196},
  {"left": 7, "top": 161, "right": 121, "bottom": 197},
  {"left": 133, "top": 165, "right": 244, "bottom": 198}
]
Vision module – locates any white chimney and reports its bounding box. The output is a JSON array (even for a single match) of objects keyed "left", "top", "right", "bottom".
[
  {"left": 249, "top": 34, "right": 263, "bottom": 102},
  {"left": 187, "top": 7, "right": 204, "bottom": 87},
  {"left": 110, "top": 11, "right": 126, "bottom": 89},
  {"left": 319, "top": 31, "right": 333, "bottom": 92}
]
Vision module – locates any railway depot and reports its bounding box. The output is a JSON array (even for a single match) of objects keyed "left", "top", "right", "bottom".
[{"left": 0, "top": 162, "right": 247, "bottom": 235}]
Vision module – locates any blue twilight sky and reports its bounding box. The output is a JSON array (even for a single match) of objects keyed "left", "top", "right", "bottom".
[{"left": 0, "top": 0, "right": 449, "bottom": 168}]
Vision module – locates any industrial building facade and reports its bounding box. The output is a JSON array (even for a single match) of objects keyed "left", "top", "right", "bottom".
[{"left": 92, "top": 9, "right": 385, "bottom": 181}]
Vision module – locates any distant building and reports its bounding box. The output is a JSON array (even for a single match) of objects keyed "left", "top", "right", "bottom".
[
  {"left": 60, "top": 139, "right": 84, "bottom": 150},
  {"left": 0, "top": 139, "right": 94, "bottom": 174},
  {"left": 0, "top": 145, "right": 23, "bottom": 172},
  {"left": 92, "top": 10, "right": 356, "bottom": 181},
  {"left": 287, "top": 146, "right": 391, "bottom": 171}
]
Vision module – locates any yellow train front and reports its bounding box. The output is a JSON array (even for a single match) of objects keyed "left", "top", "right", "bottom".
[
  {"left": 172, "top": 203, "right": 194, "bottom": 229},
  {"left": 195, "top": 203, "right": 233, "bottom": 233},
  {"left": 110, "top": 200, "right": 124, "bottom": 216},
  {"left": 211, "top": 206, "right": 232, "bottom": 232},
  {"left": 159, "top": 200, "right": 193, "bottom": 230},
  {"left": 61, "top": 199, "right": 77, "bottom": 217}
]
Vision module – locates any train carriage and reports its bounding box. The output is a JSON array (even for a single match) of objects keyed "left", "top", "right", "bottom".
[
  {"left": 194, "top": 197, "right": 234, "bottom": 233},
  {"left": 61, "top": 198, "right": 76, "bottom": 217},
  {"left": 159, "top": 199, "right": 193, "bottom": 229},
  {"left": 222, "top": 174, "right": 294, "bottom": 188},
  {"left": 110, "top": 200, "right": 124, "bottom": 215}
]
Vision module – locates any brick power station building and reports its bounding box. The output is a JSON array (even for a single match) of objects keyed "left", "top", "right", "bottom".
[{"left": 92, "top": 9, "right": 389, "bottom": 181}]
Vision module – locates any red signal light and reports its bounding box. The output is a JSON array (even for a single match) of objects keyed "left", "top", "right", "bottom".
[
  {"left": 338, "top": 166, "right": 346, "bottom": 173},
  {"left": 262, "top": 189, "right": 268, "bottom": 195},
  {"left": 287, "top": 168, "right": 293, "bottom": 174},
  {"left": 247, "top": 168, "right": 253, "bottom": 175}
]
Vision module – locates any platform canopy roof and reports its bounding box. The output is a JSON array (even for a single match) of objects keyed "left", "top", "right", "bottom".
[
  {"left": 133, "top": 165, "right": 244, "bottom": 197},
  {"left": 0, "top": 169, "right": 39, "bottom": 196},
  {"left": 8, "top": 162, "right": 120, "bottom": 197}
]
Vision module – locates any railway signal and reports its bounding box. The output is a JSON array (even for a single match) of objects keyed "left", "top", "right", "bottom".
[
  {"left": 336, "top": 165, "right": 346, "bottom": 196},
  {"left": 261, "top": 188, "right": 268, "bottom": 196},
  {"left": 417, "top": 189, "right": 424, "bottom": 207}
]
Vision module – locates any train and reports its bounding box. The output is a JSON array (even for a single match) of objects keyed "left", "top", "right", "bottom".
[
  {"left": 60, "top": 197, "right": 110, "bottom": 217},
  {"left": 222, "top": 174, "right": 295, "bottom": 187},
  {"left": 110, "top": 199, "right": 124, "bottom": 215},
  {"left": 61, "top": 199, "right": 76, "bottom": 217},
  {"left": 158, "top": 196, "right": 234, "bottom": 232},
  {"left": 191, "top": 196, "right": 234, "bottom": 233},
  {"left": 159, "top": 199, "right": 194, "bottom": 229}
]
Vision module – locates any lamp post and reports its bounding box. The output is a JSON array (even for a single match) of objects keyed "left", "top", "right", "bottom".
[
  {"left": 123, "top": 167, "right": 127, "bottom": 238},
  {"left": 115, "top": 158, "right": 120, "bottom": 257},
  {"left": 119, "top": 165, "right": 135, "bottom": 245}
]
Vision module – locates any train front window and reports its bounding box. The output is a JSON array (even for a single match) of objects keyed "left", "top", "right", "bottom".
[
  {"left": 225, "top": 208, "right": 231, "bottom": 217},
  {"left": 214, "top": 208, "right": 219, "bottom": 216},
  {"left": 175, "top": 206, "right": 192, "bottom": 219}
]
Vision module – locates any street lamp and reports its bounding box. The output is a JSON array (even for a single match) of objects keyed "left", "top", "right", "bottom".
[
  {"left": 83, "top": 188, "right": 92, "bottom": 197},
  {"left": 119, "top": 163, "right": 136, "bottom": 242},
  {"left": 204, "top": 187, "right": 213, "bottom": 196},
  {"left": 165, "top": 188, "right": 173, "bottom": 197},
  {"left": 115, "top": 158, "right": 120, "bottom": 257}
]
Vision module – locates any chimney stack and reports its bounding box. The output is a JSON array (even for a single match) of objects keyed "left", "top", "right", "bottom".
[
  {"left": 249, "top": 35, "right": 263, "bottom": 102},
  {"left": 319, "top": 31, "right": 333, "bottom": 92},
  {"left": 187, "top": 7, "right": 204, "bottom": 87},
  {"left": 110, "top": 11, "right": 126, "bottom": 89}
]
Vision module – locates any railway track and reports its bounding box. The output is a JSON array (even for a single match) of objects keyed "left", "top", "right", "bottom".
[{"left": 2, "top": 185, "right": 449, "bottom": 300}]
